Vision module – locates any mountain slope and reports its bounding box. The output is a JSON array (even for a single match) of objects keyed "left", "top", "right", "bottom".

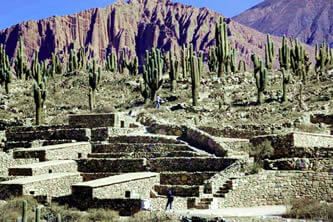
[
  {"left": 234, "top": 0, "right": 333, "bottom": 46},
  {"left": 0, "top": 0, "right": 307, "bottom": 64}
]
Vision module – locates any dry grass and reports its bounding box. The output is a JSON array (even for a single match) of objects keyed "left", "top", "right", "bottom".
[{"left": 287, "top": 198, "right": 333, "bottom": 220}]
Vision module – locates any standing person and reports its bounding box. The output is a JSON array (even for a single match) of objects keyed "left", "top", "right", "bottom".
[
  {"left": 155, "top": 95, "right": 162, "bottom": 109},
  {"left": 165, "top": 189, "right": 174, "bottom": 210}
]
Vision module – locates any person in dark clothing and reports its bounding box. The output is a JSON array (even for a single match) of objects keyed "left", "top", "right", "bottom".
[{"left": 165, "top": 189, "right": 174, "bottom": 210}]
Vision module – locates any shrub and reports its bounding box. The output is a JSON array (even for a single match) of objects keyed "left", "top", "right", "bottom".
[
  {"left": 287, "top": 197, "right": 333, "bottom": 220},
  {"left": 250, "top": 140, "right": 274, "bottom": 162}
]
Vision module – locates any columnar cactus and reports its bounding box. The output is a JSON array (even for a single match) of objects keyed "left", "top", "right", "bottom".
[
  {"left": 208, "top": 47, "right": 218, "bottom": 73},
  {"left": 105, "top": 51, "right": 118, "bottom": 73},
  {"left": 181, "top": 44, "right": 191, "bottom": 79},
  {"left": 32, "top": 54, "right": 47, "bottom": 125},
  {"left": 50, "top": 53, "right": 62, "bottom": 76},
  {"left": 281, "top": 67, "right": 291, "bottom": 103},
  {"left": 251, "top": 54, "right": 267, "bottom": 105},
  {"left": 315, "top": 42, "right": 332, "bottom": 79},
  {"left": 22, "top": 200, "right": 28, "bottom": 222},
  {"left": 14, "top": 36, "right": 27, "bottom": 79},
  {"left": 35, "top": 207, "right": 41, "bottom": 222},
  {"left": 143, "top": 48, "right": 164, "bottom": 101},
  {"left": 265, "top": 34, "right": 275, "bottom": 70},
  {"left": 57, "top": 214, "right": 62, "bottom": 222},
  {"left": 238, "top": 60, "right": 246, "bottom": 73},
  {"left": 127, "top": 57, "right": 139, "bottom": 75},
  {"left": 290, "top": 39, "right": 310, "bottom": 83},
  {"left": 88, "top": 59, "right": 100, "bottom": 111},
  {"left": 215, "top": 17, "right": 234, "bottom": 77},
  {"left": 279, "top": 35, "right": 291, "bottom": 71},
  {"left": 189, "top": 50, "right": 201, "bottom": 106},
  {"left": 169, "top": 50, "right": 179, "bottom": 92},
  {"left": 0, "top": 44, "right": 12, "bottom": 94}
]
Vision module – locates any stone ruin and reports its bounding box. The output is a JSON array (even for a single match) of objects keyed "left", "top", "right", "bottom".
[{"left": 0, "top": 112, "right": 331, "bottom": 215}]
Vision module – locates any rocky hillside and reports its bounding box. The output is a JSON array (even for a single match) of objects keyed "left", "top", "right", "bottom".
[
  {"left": 234, "top": 0, "right": 333, "bottom": 46},
  {"left": 0, "top": 0, "right": 290, "bottom": 65}
]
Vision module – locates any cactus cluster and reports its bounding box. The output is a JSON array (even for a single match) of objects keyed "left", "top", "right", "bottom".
[
  {"left": 0, "top": 44, "right": 12, "bottom": 94},
  {"left": 88, "top": 59, "right": 101, "bottom": 111},
  {"left": 50, "top": 53, "right": 62, "bottom": 77},
  {"left": 315, "top": 42, "right": 333, "bottom": 79},
  {"left": 67, "top": 47, "right": 86, "bottom": 73},
  {"left": 142, "top": 48, "right": 164, "bottom": 102},
  {"left": 208, "top": 47, "right": 218, "bottom": 73},
  {"left": 17, "top": 200, "right": 62, "bottom": 222},
  {"left": 181, "top": 44, "right": 191, "bottom": 79},
  {"left": 214, "top": 17, "right": 236, "bottom": 77},
  {"left": 251, "top": 54, "right": 267, "bottom": 105},
  {"left": 119, "top": 49, "right": 138, "bottom": 75},
  {"left": 290, "top": 39, "right": 310, "bottom": 83}
]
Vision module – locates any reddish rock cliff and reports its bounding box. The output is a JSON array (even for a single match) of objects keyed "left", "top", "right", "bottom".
[{"left": 0, "top": 0, "right": 310, "bottom": 65}]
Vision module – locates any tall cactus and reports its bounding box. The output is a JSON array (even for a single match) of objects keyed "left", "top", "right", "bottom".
[
  {"left": 279, "top": 35, "right": 291, "bottom": 71},
  {"left": 315, "top": 42, "right": 332, "bottom": 80},
  {"left": 14, "top": 36, "right": 27, "bottom": 79},
  {"left": 22, "top": 200, "right": 28, "bottom": 222},
  {"left": 251, "top": 54, "right": 267, "bottom": 105},
  {"left": 169, "top": 50, "right": 179, "bottom": 92},
  {"left": 181, "top": 44, "right": 190, "bottom": 79},
  {"left": 281, "top": 68, "right": 291, "bottom": 103},
  {"left": 265, "top": 34, "right": 275, "bottom": 70},
  {"left": 238, "top": 60, "right": 246, "bottom": 73},
  {"left": 208, "top": 47, "right": 218, "bottom": 73},
  {"left": 143, "top": 48, "right": 164, "bottom": 101},
  {"left": 35, "top": 207, "right": 41, "bottom": 222},
  {"left": 57, "top": 214, "right": 62, "bottom": 222},
  {"left": 215, "top": 17, "right": 233, "bottom": 77},
  {"left": 189, "top": 50, "right": 201, "bottom": 106},
  {"left": 0, "top": 44, "right": 12, "bottom": 94},
  {"left": 290, "top": 39, "right": 310, "bottom": 84},
  {"left": 32, "top": 54, "right": 47, "bottom": 126},
  {"left": 88, "top": 59, "right": 100, "bottom": 111},
  {"left": 106, "top": 51, "right": 118, "bottom": 73}
]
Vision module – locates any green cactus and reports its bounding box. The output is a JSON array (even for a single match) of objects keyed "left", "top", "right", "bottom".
[
  {"left": 281, "top": 68, "right": 291, "bottom": 103},
  {"left": 106, "top": 51, "right": 118, "bottom": 73},
  {"left": 181, "top": 44, "right": 191, "bottom": 79},
  {"left": 88, "top": 59, "right": 100, "bottom": 111},
  {"left": 264, "top": 34, "right": 275, "bottom": 70},
  {"left": 238, "top": 60, "right": 246, "bottom": 73},
  {"left": 290, "top": 39, "right": 310, "bottom": 84},
  {"left": 230, "top": 48, "right": 237, "bottom": 73},
  {"left": 251, "top": 54, "right": 267, "bottom": 105},
  {"left": 35, "top": 207, "right": 40, "bottom": 222},
  {"left": 208, "top": 47, "right": 218, "bottom": 73},
  {"left": 14, "top": 36, "right": 27, "bottom": 79},
  {"left": 189, "top": 51, "right": 201, "bottom": 106},
  {"left": 127, "top": 57, "right": 139, "bottom": 75},
  {"left": 169, "top": 50, "right": 179, "bottom": 92},
  {"left": 143, "top": 48, "right": 164, "bottom": 102},
  {"left": 22, "top": 200, "right": 28, "bottom": 222},
  {"left": 56, "top": 213, "right": 62, "bottom": 222},
  {"left": 215, "top": 17, "right": 234, "bottom": 77},
  {"left": 315, "top": 42, "right": 332, "bottom": 80},
  {"left": 279, "top": 35, "right": 291, "bottom": 71},
  {"left": 0, "top": 44, "right": 12, "bottom": 94},
  {"left": 32, "top": 56, "right": 47, "bottom": 126}
]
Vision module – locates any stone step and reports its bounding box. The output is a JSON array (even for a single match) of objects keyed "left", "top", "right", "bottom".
[
  {"left": 77, "top": 158, "right": 147, "bottom": 173},
  {"left": 160, "top": 172, "right": 216, "bottom": 185},
  {"left": 109, "top": 135, "right": 182, "bottom": 144},
  {"left": 68, "top": 113, "right": 122, "bottom": 128},
  {"left": 149, "top": 157, "right": 237, "bottom": 172},
  {"left": 0, "top": 173, "right": 82, "bottom": 200},
  {"left": 92, "top": 143, "right": 190, "bottom": 153},
  {"left": 8, "top": 160, "right": 78, "bottom": 176},
  {"left": 13, "top": 142, "right": 91, "bottom": 161},
  {"left": 6, "top": 127, "right": 91, "bottom": 142},
  {"left": 154, "top": 184, "right": 200, "bottom": 197},
  {"left": 71, "top": 172, "right": 159, "bottom": 210},
  {"left": 88, "top": 151, "right": 204, "bottom": 159}
]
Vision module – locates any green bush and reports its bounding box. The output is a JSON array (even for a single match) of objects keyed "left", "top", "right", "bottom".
[{"left": 250, "top": 140, "right": 274, "bottom": 162}]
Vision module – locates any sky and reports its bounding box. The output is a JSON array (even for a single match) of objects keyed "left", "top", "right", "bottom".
[{"left": 0, "top": 0, "right": 263, "bottom": 30}]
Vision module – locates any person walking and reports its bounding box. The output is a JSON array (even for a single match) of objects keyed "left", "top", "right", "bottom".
[
  {"left": 165, "top": 189, "right": 174, "bottom": 210},
  {"left": 155, "top": 95, "right": 162, "bottom": 109}
]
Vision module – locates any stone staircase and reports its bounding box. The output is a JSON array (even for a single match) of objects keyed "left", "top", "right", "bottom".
[{"left": 213, "top": 177, "right": 237, "bottom": 198}]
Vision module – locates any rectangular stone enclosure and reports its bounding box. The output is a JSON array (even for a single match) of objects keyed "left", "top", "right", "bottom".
[
  {"left": 13, "top": 142, "right": 91, "bottom": 161},
  {"left": 72, "top": 172, "right": 159, "bottom": 209},
  {"left": 68, "top": 113, "right": 121, "bottom": 128},
  {"left": 0, "top": 173, "right": 82, "bottom": 199},
  {"left": 8, "top": 160, "right": 78, "bottom": 176}
]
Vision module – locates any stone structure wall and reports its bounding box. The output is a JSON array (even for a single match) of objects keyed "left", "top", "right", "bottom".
[
  {"left": 219, "top": 171, "right": 333, "bottom": 207},
  {"left": 250, "top": 132, "right": 333, "bottom": 158},
  {"left": 310, "top": 114, "right": 333, "bottom": 125},
  {"left": 148, "top": 158, "right": 237, "bottom": 172},
  {"left": 0, "top": 173, "right": 82, "bottom": 199},
  {"left": 91, "top": 127, "right": 140, "bottom": 141},
  {"left": 69, "top": 113, "right": 120, "bottom": 128},
  {"left": 92, "top": 143, "right": 190, "bottom": 153},
  {"left": 160, "top": 172, "right": 216, "bottom": 185},
  {"left": 0, "top": 151, "right": 38, "bottom": 176},
  {"left": 8, "top": 160, "right": 78, "bottom": 176},
  {"left": 264, "top": 158, "right": 333, "bottom": 172},
  {"left": 154, "top": 184, "right": 200, "bottom": 197},
  {"left": 13, "top": 142, "right": 91, "bottom": 161},
  {"left": 77, "top": 158, "right": 147, "bottom": 173}
]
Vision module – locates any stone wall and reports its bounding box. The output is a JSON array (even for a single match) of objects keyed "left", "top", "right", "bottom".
[
  {"left": 92, "top": 143, "right": 190, "bottom": 153},
  {"left": 310, "top": 113, "right": 333, "bottom": 125},
  {"left": 160, "top": 172, "right": 216, "bottom": 185},
  {"left": 0, "top": 173, "right": 82, "bottom": 200},
  {"left": 13, "top": 142, "right": 91, "bottom": 161},
  {"left": 77, "top": 158, "right": 147, "bottom": 173},
  {"left": 250, "top": 132, "right": 333, "bottom": 158},
  {"left": 148, "top": 158, "right": 237, "bottom": 172},
  {"left": 219, "top": 171, "right": 333, "bottom": 207},
  {"left": 154, "top": 184, "right": 200, "bottom": 197},
  {"left": 69, "top": 113, "right": 120, "bottom": 128},
  {"left": 91, "top": 127, "right": 140, "bottom": 141},
  {"left": 0, "top": 151, "right": 38, "bottom": 176},
  {"left": 264, "top": 158, "right": 333, "bottom": 172}
]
